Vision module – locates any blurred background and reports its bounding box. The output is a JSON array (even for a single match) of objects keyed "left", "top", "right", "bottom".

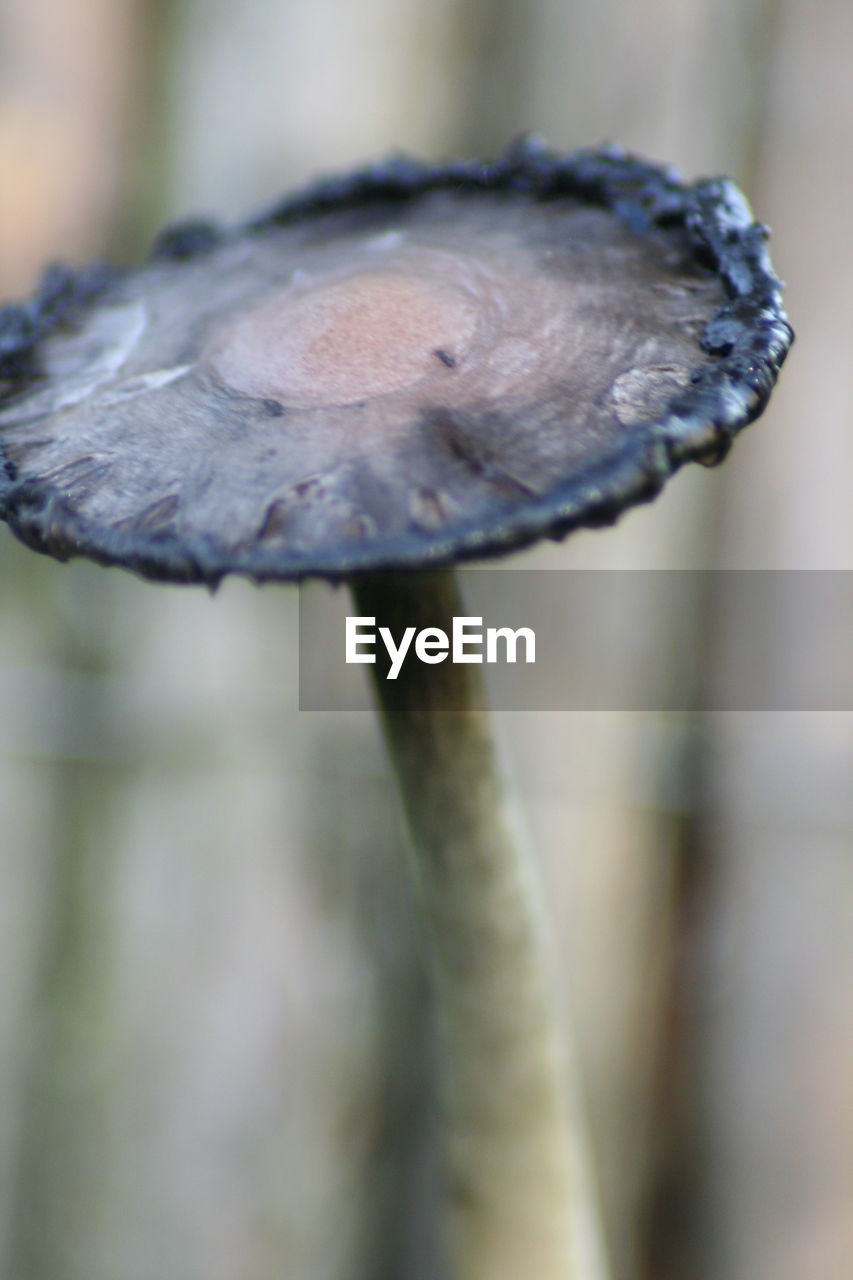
[{"left": 0, "top": 1, "right": 851, "bottom": 1278}]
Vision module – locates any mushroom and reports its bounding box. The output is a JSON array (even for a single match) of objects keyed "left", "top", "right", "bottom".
[{"left": 0, "top": 138, "right": 792, "bottom": 1280}]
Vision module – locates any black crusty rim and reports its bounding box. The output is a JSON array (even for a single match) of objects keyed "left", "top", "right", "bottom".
[{"left": 0, "top": 136, "right": 794, "bottom": 587}]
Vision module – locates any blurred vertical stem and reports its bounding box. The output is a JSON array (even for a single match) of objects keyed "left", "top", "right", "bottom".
[
  {"left": 115, "top": 0, "right": 183, "bottom": 257},
  {"left": 351, "top": 567, "right": 606, "bottom": 1280}
]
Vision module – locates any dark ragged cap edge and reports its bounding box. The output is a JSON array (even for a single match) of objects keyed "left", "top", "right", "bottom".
[
  {"left": 0, "top": 260, "right": 116, "bottom": 383},
  {"left": 0, "top": 137, "right": 794, "bottom": 587}
]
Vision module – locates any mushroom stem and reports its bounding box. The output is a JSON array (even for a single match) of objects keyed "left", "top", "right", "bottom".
[{"left": 350, "top": 567, "right": 602, "bottom": 1280}]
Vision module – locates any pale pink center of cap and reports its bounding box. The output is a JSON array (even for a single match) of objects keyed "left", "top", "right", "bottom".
[{"left": 205, "top": 269, "right": 482, "bottom": 408}]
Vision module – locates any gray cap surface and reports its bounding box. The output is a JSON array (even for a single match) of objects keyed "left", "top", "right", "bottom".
[{"left": 0, "top": 141, "right": 793, "bottom": 584}]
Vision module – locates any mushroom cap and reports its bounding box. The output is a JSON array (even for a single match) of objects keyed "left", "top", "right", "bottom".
[{"left": 0, "top": 139, "right": 792, "bottom": 585}]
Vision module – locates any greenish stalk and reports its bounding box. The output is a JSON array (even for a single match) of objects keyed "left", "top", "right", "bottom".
[{"left": 351, "top": 568, "right": 605, "bottom": 1280}]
